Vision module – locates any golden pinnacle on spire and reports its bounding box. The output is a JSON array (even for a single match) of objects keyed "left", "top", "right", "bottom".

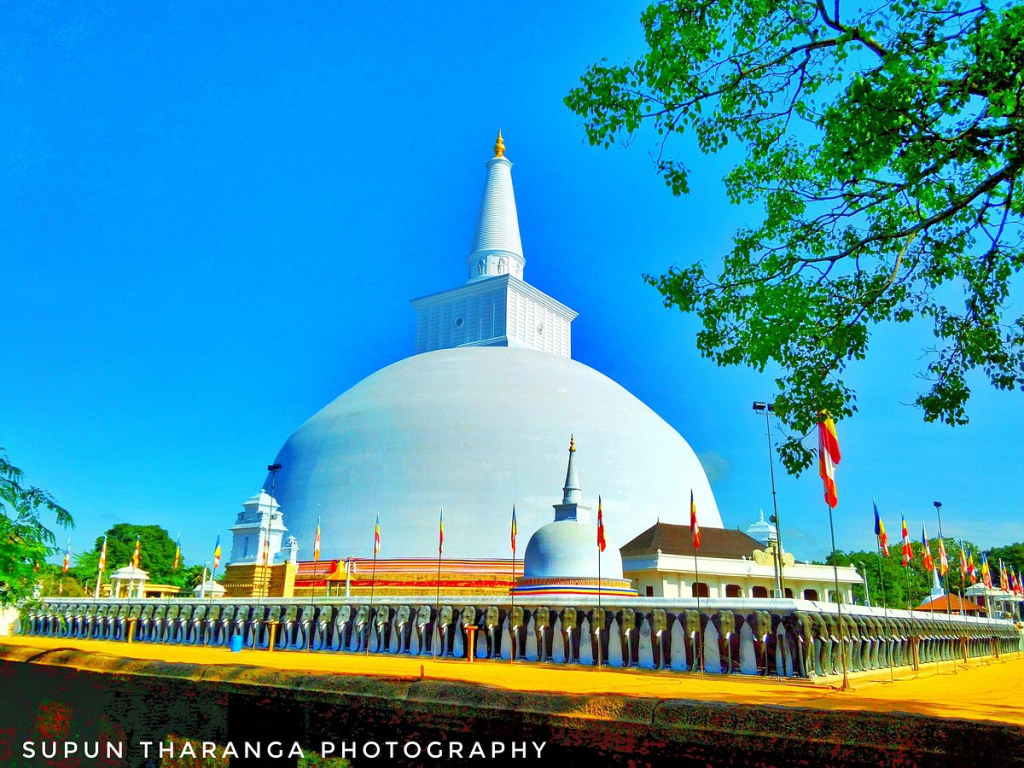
[
  {"left": 494, "top": 129, "right": 505, "bottom": 158},
  {"left": 569, "top": 435, "right": 575, "bottom": 452}
]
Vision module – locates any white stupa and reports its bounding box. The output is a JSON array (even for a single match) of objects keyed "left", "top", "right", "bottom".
[
  {"left": 514, "top": 437, "right": 635, "bottom": 596},
  {"left": 267, "top": 133, "right": 723, "bottom": 559}
]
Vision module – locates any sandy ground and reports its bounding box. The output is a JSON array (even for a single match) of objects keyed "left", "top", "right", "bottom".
[{"left": 4, "top": 635, "right": 1022, "bottom": 728}]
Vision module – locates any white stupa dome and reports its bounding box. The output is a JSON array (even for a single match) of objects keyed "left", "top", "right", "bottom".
[
  {"left": 270, "top": 346, "right": 721, "bottom": 559},
  {"left": 523, "top": 521, "right": 624, "bottom": 580},
  {"left": 261, "top": 135, "right": 722, "bottom": 561}
]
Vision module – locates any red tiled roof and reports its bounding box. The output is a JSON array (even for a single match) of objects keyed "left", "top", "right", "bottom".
[{"left": 620, "top": 523, "right": 763, "bottom": 559}]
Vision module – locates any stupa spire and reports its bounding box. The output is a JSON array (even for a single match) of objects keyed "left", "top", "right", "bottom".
[
  {"left": 466, "top": 131, "right": 525, "bottom": 282},
  {"left": 562, "top": 435, "right": 581, "bottom": 506}
]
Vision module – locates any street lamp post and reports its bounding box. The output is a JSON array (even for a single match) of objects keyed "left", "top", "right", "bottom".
[
  {"left": 262, "top": 463, "right": 282, "bottom": 601},
  {"left": 858, "top": 562, "right": 871, "bottom": 606},
  {"left": 753, "top": 401, "right": 786, "bottom": 598}
]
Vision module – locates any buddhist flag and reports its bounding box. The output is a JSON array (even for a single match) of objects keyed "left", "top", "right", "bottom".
[
  {"left": 981, "top": 552, "right": 992, "bottom": 588},
  {"left": 510, "top": 505, "right": 517, "bottom": 555},
  {"left": 597, "top": 496, "right": 607, "bottom": 552},
  {"left": 690, "top": 490, "right": 701, "bottom": 550},
  {"left": 212, "top": 534, "right": 222, "bottom": 570},
  {"left": 262, "top": 534, "right": 270, "bottom": 566},
  {"left": 958, "top": 542, "right": 968, "bottom": 577},
  {"left": 313, "top": 517, "right": 322, "bottom": 563},
  {"left": 901, "top": 514, "right": 913, "bottom": 566},
  {"left": 172, "top": 534, "right": 181, "bottom": 572},
  {"left": 873, "top": 502, "right": 889, "bottom": 556},
  {"left": 98, "top": 536, "right": 108, "bottom": 573},
  {"left": 438, "top": 508, "right": 444, "bottom": 555},
  {"left": 921, "top": 524, "right": 933, "bottom": 572},
  {"left": 132, "top": 535, "right": 141, "bottom": 569},
  {"left": 999, "top": 559, "right": 1009, "bottom": 591},
  {"left": 967, "top": 549, "right": 977, "bottom": 584},
  {"left": 62, "top": 540, "right": 71, "bottom": 573},
  {"left": 373, "top": 512, "right": 381, "bottom": 557},
  {"left": 817, "top": 412, "right": 841, "bottom": 508},
  {"left": 937, "top": 537, "right": 949, "bottom": 576}
]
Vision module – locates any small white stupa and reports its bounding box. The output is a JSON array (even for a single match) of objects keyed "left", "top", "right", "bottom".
[{"left": 513, "top": 438, "right": 636, "bottom": 597}]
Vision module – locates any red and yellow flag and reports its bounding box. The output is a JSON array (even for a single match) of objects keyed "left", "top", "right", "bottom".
[
  {"left": 901, "top": 515, "right": 913, "bottom": 566},
  {"left": 62, "top": 540, "right": 71, "bottom": 573},
  {"left": 690, "top": 490, "right": 701, "bottom": 550},
  {"left": 438, "top": 508, "right": 444, "bottom": 555},
  {"left": 937, "top": 537, "right": 949, "bottom": 576},
  {"left": 817, "top": 413, "right": 841, "bottom": 508},
  {"left": 510, "top": 505, "right": 517, "bottom": 555},
  {"left": 313, "top": 517, "right": 322, "bottom": 563},
  {"left": 921, "top": 524, "right": 933, "bottom": 572},
  {"left": 132, "top": 535, "right": 141, "bottom": 569},
  {"left": 98, "top": 536, "right": 108, "bottom": 573},
  {"left": 597, "top": 496, "right": 607, "bottom": 552},
  {"left": 374, "top": 512, "right": 381, "bottom": 557},
  {"left": 172, "top": 534, "right": 180, "bottom": 572},
  {"left": 873, "top": 502, "right": 889, "bottom": 556}
]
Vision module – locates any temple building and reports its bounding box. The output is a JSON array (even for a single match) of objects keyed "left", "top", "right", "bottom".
[{"left": 260, "top": 134, "right": 722, "bottom": 562}]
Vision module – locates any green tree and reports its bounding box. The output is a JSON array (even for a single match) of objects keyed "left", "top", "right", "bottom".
[
  {"left": 72, "top": 523, "right": 190, "bottom": 588},
  {"left": 566, "top": 0, "right": 1024, "bottom": 473},
  {"left": 988, "top": 541, "right": 1024, "bottom": 575},
  {"left": 0, "top": 444, "right": 74, "bottom": 606}
]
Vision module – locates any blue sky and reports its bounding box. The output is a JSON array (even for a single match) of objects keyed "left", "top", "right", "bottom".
[{"left": 3, "top": 2, "right": 1021, "bottom": 570}]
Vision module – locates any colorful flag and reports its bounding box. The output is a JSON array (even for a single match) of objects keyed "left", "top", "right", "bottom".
[
  {"left": 958, "top": 541, "right": 968, "bottom": 577},
  {"left": 1015, "top": 570, "right": 1023, "bottom": 597},
  {"left": 438, "top": 508, "right": 444, "bottom": 555},
  {"left": 873, "top": 502, "right": 889, "bottom": 556},
  {"left": 510, "top": 505, "right": 517, "bottom": 555},
  {"left": 967, "top": 549, "right": 977, "bottom": 584},
  {"left": 597, "top": 496, "right": 607, "bottom": 552},
  {"left": 937, "top": 537, "right": 948, "bottom": 576},
  {"left": 921, "top": 524, "right": 933, "bottom": 572},
  {"left": 817, "top": 412, "right": 841, "bottom": 508},
  {"left": 62, "top": 540, "right": 71, "bottom": 573},
  {"left": 212, "top": 534, "right": 222, "bottom": 570},
  {"left": 262, "top": 534, "right": 270, "bottom": 566},
  {"left": 98, "top": 536, "right": 108, "bottom": 573},
  {"left": 999, "top": 559, "right": 1009, "bottom": 592},
  {"left": 901, "top": 514, "right": 913, "bottom": 566},
  {"left": 981, "top": 553, "right": 992, "bottom": 588},
  {"left": 132, "top": 535, "right": 141, "bottom": 569},
  {"left": 690, "top": 490, "right": 701, "bottom": 550},
  {"left": 172, "top": 534, "right": 180, "bottom": 572},
  {"left": 313, "top": 517, "right": 321, "bottom": 563},
  {"left": 373, "top": 512, "right": 381, "bottom": 557}
]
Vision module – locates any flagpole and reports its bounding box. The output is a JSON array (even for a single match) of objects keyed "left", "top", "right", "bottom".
[
  {"left": 597, "top": 496, "right": 603, "bottom": 671},
  {"left": 367, "top": 535, "right": 378, "bottom": 656},
  {"left": 433, "top": 507, "right": 442, "bottom": 662},
  {"left": 875, "top": 546, "right": 893, "bottom": 682},
  {"left": 510, "top": 504, "right": 516, "bottom": 665},
  {"left": 693, "top": 550, "right": 704, "bottom": 678},
  {"left": 690, "top": 490, "right": 704, "bottom": 678},
  {"left": 308, "top": 516, "right": 319, "bottom": 654},
  {"left": 959, "top": 542, "right": 968, "bottom": 667},
  {"left": 827, "top": 504, "right": 849, "bottom": 690}
]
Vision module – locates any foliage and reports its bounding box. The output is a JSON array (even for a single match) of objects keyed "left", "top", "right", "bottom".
[
  {"left": 988, "top": 541, "right": 1024, "bottom": 573},
  {"left": 566, "top": 0, "right": 1024, "bottom": 473},
  {"left": 0, "top": 443, "right": 73, "bottom": 607},
  {"left": 71, "top": 523, "right": 196, "bottom": 588}
]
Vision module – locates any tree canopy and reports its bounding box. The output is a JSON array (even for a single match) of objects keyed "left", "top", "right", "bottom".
[
  {"left": 566, "top": 0, "right": 1024, "bottom": 472},
  {"left": 0, "top": 444, "right": 73, "bottom": 607},
  {"left": 71, "top": 523, "right": 200, "bottom": 589}
]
